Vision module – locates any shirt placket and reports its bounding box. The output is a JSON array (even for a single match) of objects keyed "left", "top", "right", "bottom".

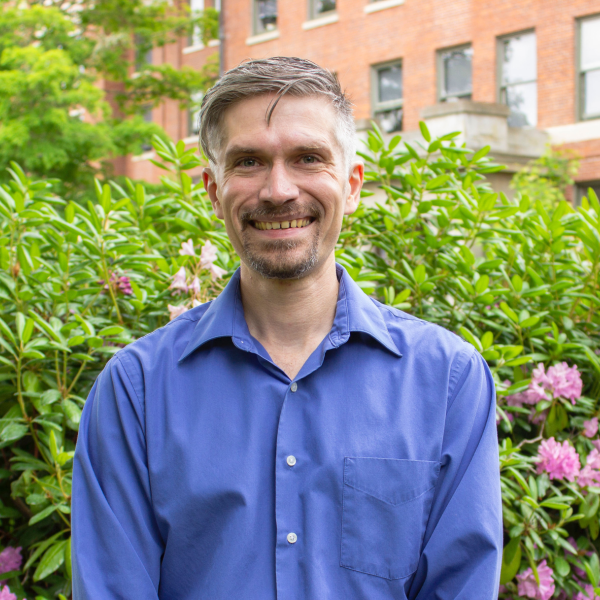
[{"left": 275, "top": 378, "right": 304, "bottom": 600}]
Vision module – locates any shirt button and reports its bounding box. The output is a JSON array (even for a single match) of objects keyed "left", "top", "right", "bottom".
[
  {"left": 290, "top": 382, "right": 298, "bottom": 392},
  {"left": 287, "top": 532, "right": 298, "bottom": 544},
  {"left": 287, "top": 455, "right": 297, "bottom": 467}
]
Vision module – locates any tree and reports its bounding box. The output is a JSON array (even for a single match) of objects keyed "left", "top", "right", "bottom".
[
  {"left": 511, "top": 147, "right": 580, "bottom": 208},
  {"left": 0, "top": 0, "right": 219, "bottom": 197}
]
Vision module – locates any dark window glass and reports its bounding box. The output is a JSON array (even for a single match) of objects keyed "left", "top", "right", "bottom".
[
  {"left": 378, "top": 65, "right": 402, "bottom": 103},
  {"left": 580, "top": 16, "right": 600, "bottom": 119},
  {"left": 314, "top": 0, "right": 336, "bottom": 15},
  {"left": 500, "top": 32, "right": 537, "bottom": 127},
  {"left": 375, "top": 108, "right": 403, "bottom": 133},
  {"left": 441, "top": 47, "right": 472, "bottom": 100},
  {"left": 255, "top": 0, "right": 277, "bottom": 33}
]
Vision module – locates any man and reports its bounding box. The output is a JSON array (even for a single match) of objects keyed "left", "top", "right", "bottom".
[{"left": 72, "top": 57, "right": 502, "bottom": 599}]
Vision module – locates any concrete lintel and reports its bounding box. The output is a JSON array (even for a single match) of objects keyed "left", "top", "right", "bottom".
[{"left": 421, "top": 100, "right": 510, "bottom": 119}]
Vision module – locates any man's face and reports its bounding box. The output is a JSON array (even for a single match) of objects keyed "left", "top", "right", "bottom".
[{"left": 203, "top": 94, "right": 363, "bottom": 279}]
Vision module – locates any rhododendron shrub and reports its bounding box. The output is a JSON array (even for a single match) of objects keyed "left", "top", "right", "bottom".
[{"left": 0, "top": 127, "right": 599, "bottom": 598}]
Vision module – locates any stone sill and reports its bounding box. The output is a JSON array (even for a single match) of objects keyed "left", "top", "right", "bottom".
[
  {"left": 364, "top": 0, "right": 405, "bottom": 14},
  {"left": 302, "top": 13, "right": 339, "bottom": 30},
  {"left": 246, "top": 30, "right": 279, "bottom": 45}
]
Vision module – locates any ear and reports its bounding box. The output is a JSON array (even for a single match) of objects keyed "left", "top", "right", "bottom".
[
  {"left": 202, "top": 167, "right": 224, "bottom": 219},
  {"left": 343, "top": 161, "right": 364, "bottom": 216}
]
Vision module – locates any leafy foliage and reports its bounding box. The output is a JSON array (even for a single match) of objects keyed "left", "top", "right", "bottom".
[
  {"left": 0, "top": 0, "right": 219, "bottom": 195},
  {"left": 511, "top": 148, "right": 580, "bottom": 210},
  {"left": 0, "top": 125, "right": 599, "bottom": 598}
]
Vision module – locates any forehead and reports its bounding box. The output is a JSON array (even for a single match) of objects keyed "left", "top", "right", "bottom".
[{"left": 220, "top": 95, "right": 340, "bottom": 158}]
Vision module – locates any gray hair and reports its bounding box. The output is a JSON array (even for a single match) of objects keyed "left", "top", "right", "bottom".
[{"left": 198, "top": 56, "right": 356, "bottom": 170}]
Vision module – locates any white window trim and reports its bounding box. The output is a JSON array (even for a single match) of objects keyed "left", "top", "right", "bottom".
[
  {"left": 364, "top": 0, "right": 404, "bottom": 14},
  {"left": 302, "top": 12, "right": 339, "bottom": 30},
  {"left": 183, "top": 43, "right": 205, "bottom": 54},
  {"left": 131, "top": 151, "right": 155, "bottom": 163},
  {"left": 182, "top": 135, "right": 200, "bottom": 145},
  {"left": 246, "top": 29, "right": 280, "bottom": 45}
]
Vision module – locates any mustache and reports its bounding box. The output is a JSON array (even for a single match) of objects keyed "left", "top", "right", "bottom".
[{"left": 239, "top": 204, "right": 322, "bottom": 229}]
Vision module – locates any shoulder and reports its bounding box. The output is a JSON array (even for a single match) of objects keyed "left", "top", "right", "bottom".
[
  {"left": 113, "top": 302, "right": 212, "bottom": 377},
  {"left": 371, "top": 298, "right": 480, "bottom": 394}
]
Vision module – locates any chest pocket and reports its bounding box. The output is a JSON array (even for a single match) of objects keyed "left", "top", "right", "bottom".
[{"left": 340, "top": 457, "right": 440, "bottom": 580}]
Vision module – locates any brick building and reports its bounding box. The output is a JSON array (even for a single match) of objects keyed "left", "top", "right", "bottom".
[{"left": 127, "top": 0, "right": 600, "bottom": 200}]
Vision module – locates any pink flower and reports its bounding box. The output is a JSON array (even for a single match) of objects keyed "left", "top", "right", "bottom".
[
  {"left": 578, "top": 449, "right": 600, "bottom": 488},
  {"left": 0, "top": 586, "right": 17, "bottom": 600},
  {"left": 179, "top": 239, "right": 196, "bottom": 257},
  {"left": 208, "top": 263, "right": 227, "bottom": 281},
  {"left": 168, "top": 304, "right": 188, "bottom": 320},
  {"left": 116, "top": 276, "right": 132, "bottom": 295},
  {"left": 536, "top": 438, "right": 580, "bottom": 481},
  {"left": 547, "top": 362, "right": 583, "bottom": 403},
  {"left": 516, "top": 559, "right": 555, "bottom": 600},
  {"left": 506, "top": 382, "right": 548, "bottom": 407},
  {"left": 533, "top": 362, "right": 583, "bottom": 404},
  {"left": 584, "top": 418, "right": 598, "bottom": 438},
  {"left": 0, "top": 547, "right": 21, "bottom": 581},
  {"left": 188, "top": 276, "right": 201, "bottom": 295},
  {"left": 200, "top": 240, "right": 219, "bottom": 269},
  {"left": 169, "top": 267, "right": 188, "bottom": 293},
  {"left": 574, "top": 584, "right": 600, "bottom": 599}
]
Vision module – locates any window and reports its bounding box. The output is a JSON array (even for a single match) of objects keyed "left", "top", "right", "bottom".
[
  {"left": 141, "top": 105, "right": 153, "bottom": 151},
  {"left": 188, "top": 91, "right": 203, "bottom": 137},
  {"left": 576, "top": 181, "right": 600, "bottom": 206},
  {"left": 579, "top": 15, "right": 600, "bottom": 120},
  {"left": 372, "top": 61, "right": 403, "bottom": 133},
  {"left": 189, "top": 0, "right": 204, "bottom": 47},
  {"left": 134, "top": 37, "right": 153, "bottom": 72},
  {"left": 438, "top": 45, "right": 472, "bottom": 102},
  {"left": 309, "top": 0, "right": 336, "bottom": 19},
  {"left": 253, "top": 0, "right": 277, "bottom": 34},
  {"left": 498, "top": 31, "right": 537, "bottom": 127}
]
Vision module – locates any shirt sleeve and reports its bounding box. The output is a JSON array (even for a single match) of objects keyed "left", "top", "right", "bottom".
[
  {"left": 72, "top": 354, "right": 164, "bottom": 600},
  {"left": 409, "top": 349, "right": 503, "bottom": 600}
]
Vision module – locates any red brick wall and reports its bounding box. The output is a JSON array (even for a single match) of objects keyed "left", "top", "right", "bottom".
[{"left": 222, "top": 0, "right": 600, "bottom": 131}]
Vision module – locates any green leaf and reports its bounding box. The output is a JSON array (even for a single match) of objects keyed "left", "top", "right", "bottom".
[
  {"left": 500, "top": 537, "right": 521, "bottom": 584},
  {"left": 29, "top": 505, "right": 57, "bottom": 525},
  {"left": 33, "top": 540, "right": 67, "bottom": 581},
  {"left": 459, "top": 327, "right": 482, "bottom": 352},
  {"left": 98, "top": 326, "right": 125, "bottom": 337},
  {"left": 500, "top": 302, "right": 519, "bottom": 324},
  {"left": 419, "top": 121, "right": 431, "bottom": 142}
]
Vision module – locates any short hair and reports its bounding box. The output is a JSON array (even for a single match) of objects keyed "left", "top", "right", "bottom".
[{"left": 198, "top": 56, "right": 355, "bottom": 170}]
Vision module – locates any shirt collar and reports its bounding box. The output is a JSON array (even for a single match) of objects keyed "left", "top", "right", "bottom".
[{"left": 178, "top": 264, "right": 401, "bottom": 362}]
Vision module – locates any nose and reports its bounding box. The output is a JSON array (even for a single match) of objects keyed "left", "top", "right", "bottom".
[{"left": 259, "top": 162, "right": 299, "bottom": 204}]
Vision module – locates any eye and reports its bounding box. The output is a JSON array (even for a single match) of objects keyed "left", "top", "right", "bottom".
[
  {"left": 301, "top": 155, "right": 319, "bottom": 164},
  {"left": 238, "top": 158, "right": 258, "bottom": 168}
]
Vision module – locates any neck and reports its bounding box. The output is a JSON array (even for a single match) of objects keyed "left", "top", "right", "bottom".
[{"left": 239, "top": 256, "right": 339, "bottom": 379}]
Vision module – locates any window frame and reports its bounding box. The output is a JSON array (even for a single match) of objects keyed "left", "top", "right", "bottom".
[
  {"left": 577, "top": 13, "right": 600, "bottom": 121},
  {"left": 188, "top": 0, "right": 205, "bottom": 48},
  {"left": 436, "top": 43, "right": 473, "bottom": 103},
  {"left": 371, "top": 59, "right": 403, "bottom": 133},
  {"left": 308, "top": 0, "right": 337, "bottom": 21},
  {"left": 253, "top": 0, "right": 278, "bottom": 35},
  {"left": 576, "top": 181, "right": 600, "bottom": 207},
  {"left": 496, "top": 29, "right": 537, "bottom": 127}
]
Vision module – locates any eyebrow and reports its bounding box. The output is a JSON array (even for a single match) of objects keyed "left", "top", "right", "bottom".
[{"left": 224, "top": 144, "right": 332, "bottom": 162}]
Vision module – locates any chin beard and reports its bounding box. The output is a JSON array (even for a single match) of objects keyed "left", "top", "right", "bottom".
[{"left": 242, "top": 237, "right": 319, "bottom": 279}]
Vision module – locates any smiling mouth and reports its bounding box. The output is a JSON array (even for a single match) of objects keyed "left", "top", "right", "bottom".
[{"left": 252, "top": 218, "right": 314, "bottom": 230}]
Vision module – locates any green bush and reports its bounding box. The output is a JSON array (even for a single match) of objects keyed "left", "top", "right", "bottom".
[{"left": 0, "top": 126, "right": 599, "bottom": 599}]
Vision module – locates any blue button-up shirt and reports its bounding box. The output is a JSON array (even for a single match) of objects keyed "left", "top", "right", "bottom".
[{"left": 72, "top": 265, "right": 502, "bottom": 600}]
